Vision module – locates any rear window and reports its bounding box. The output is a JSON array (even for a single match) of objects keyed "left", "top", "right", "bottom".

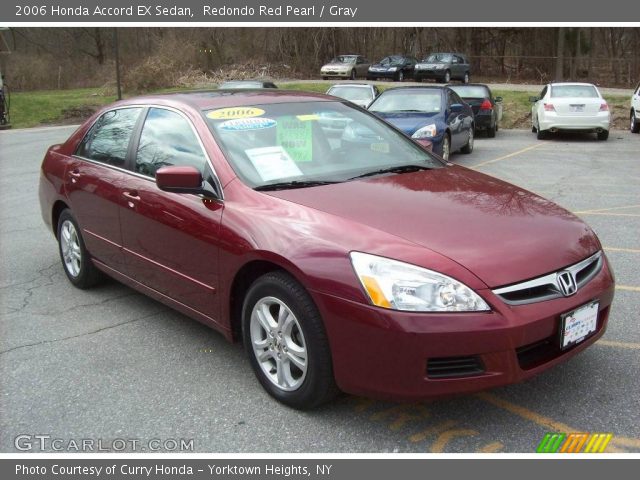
[
  {"left": 369, "top": 90, "right": 442, "bottom": 114},
  {"left": 449, "top": 85, "right": 489, "bottom": 98},
  {"left": 551, "top": 85, "right": 599, "bottom": 98},
  {"left": 327, "top": 86, "right": 374, "bottom": 102}
]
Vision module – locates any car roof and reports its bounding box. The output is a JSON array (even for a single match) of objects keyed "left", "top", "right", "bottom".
[
  {"left": 327, "top": 83, "right": 373, "bottom": 88},
  {"left": 112, "top": 89, "right": 336, "bottom": 111},
  {"left": 549, "top": 82, "right": 598, "bottom": 87},
  {"left": 380, "top": 85, "right": 447, "bottom": 93},
  {"left": 449, "top": 83, "right": 489, "bottom": 88}
]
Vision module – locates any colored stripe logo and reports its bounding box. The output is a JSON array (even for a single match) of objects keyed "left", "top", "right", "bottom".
[{"left": 537, "top": 433, "right": 613, "bottom": 453}]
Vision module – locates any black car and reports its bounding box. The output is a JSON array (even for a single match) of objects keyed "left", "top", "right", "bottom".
[
  {"left": 367, "top": 55, "right": 418, "bottom": 82},
  {"left": 414, "top": 53, "right": 471, "bottom": 83},
  {"left": 218, "top": 80, "right": 278, "bottom": 89},
  {"left": 449, "top": 84, "right": 503, "bottom": 137}
]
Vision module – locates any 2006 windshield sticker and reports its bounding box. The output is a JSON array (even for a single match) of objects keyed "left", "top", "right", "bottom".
[
  {"left": 218, "top": 118, "right": 277, "bottom": 131},
  {"left": 207, "top": 107, "right": 265, "bottom": 120}
]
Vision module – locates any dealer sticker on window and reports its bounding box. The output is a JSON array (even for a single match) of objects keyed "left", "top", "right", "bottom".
[{"left": 560, "top": 301, "right": 599, "bottom": 349}]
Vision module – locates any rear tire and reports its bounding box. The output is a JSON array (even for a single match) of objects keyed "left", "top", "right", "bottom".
[
  {"left": 322, "top": 76, "right": 328, "bottom": 80},
  {"left": 631, "top": 111, "right": 640, "bottom": 133},
  {"left": 396, "top": 70, "right": 404, "bottom": 82},
  {"left": 461, "top": 128, "right": 474, "bottom": 154},
  {"left": 242, "top": 271, "right": 338, "bottom": 410},
  {"left": 463, "top": 72, "right": 470, "bottom": 84},
  {"left": 597, "top": 130, "right": 609, "bottom": 141},
  {"left": 57, "top": 209, "right": 103, "bottom": 289},
  {"left": 537, "top": 129, "right": 548, "bottom": 140},
  {"left": 444, "top": 70, "right": 451, "bottom": 83},
  {"left": 487, "top": 124, "right": 497, "bottom": 138}
]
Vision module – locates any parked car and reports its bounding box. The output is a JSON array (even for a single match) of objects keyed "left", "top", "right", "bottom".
[
  {"left": 39, "top": 90, "right": 614, "bottom": 409},
  {"left": 219, "top": 80, "right": 278, "bottom": 89},
  {"left": 368, "top": 86, "right": 474, "bottom": 159},
  {"left": 367, "top": 55, "right": 418, "bottom": 82},
  {"left": 630, "top": 81, "right": 640, "bottom": 133},
  {"left": 530, "top": 82, "right": 610, "bottom": 140},
  {"left": 326, "top": 83, "right": 380, "bottom": 108},
  {"left": 414, "top": 53, "right": 471, "bottom": 84},
  {"left": 449, "top": 84, "right": 503, "bottom": 137},
  {"left": 320, "top": 55, "right": 371, "bottom": 80}
]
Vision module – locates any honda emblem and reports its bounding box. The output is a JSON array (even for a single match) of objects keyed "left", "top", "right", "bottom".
[{"left": 557, "top": 271, "right": 577, "bottom": 296}]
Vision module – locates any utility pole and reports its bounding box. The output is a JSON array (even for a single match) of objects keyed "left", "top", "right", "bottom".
[
  {"left": 555, "top": 27, "right": 565, "bottom": 82},
  {"left": 113, "top": 28, "right": 122, "bottom": 100}
]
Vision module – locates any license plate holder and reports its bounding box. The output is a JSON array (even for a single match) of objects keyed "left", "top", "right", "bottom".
[
  {"left": 560, "top": 301, "right": 599, "bottom": 349},
  {"left": 570, "top": 104, "right": 585, "bottom": 112}
]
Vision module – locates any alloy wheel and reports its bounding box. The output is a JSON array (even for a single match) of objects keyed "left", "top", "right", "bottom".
[
  {"left": 250, "top": 296, "right": 308, "bottom": 392},
  {"left": 442, "top": 135, "right": 451, "bottom": 160},
  {"left": 60, "top": 219, "right": 82, "bottom": 277}
]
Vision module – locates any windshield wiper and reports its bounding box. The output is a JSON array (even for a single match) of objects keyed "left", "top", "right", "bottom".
[
  {"left": 255, "top": 180, "right": 339, "bottom": 191},
  {"left": 348, "top": 164, "right": 433, "bottom": 181}
]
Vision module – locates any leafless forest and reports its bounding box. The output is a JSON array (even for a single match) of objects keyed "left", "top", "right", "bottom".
[{"left": 1, "top": 27, "right": 639, "bottom": 91}]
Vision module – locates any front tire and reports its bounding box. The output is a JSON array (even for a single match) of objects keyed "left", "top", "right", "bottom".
[
  {"left": 444, "top": 70, "right": 451, "bottom": 83},
  {"left": 396, "top": 70, "right": 404, "bottom": 82},
  {"left": 57, "top": 209, "right": 103, "bottom": 289},
  {"left": 463, "top": 72, "right": 470, "bottom": 84},
  {"left": 242, "top": 271, "right": 338, "bottom": 409},
  {"left": 350, "top": 69, "right": 356, "bottom": 80},
  {"left": 441, "top": 133, "right": 451, "bottom": 160},
  {"left": 631, "top": 111, "right": 640, "bottom": 133}
]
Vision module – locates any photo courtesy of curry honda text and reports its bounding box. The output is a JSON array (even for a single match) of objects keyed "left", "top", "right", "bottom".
[{"left": 39, "top": 89, "right": 615, "bottom": 409}]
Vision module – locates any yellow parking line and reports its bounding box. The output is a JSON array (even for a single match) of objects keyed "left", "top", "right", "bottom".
[
  {"left": 574, "top": 204, "right": 640, "bottom": 214},
  {"left": 616, "top": 285, "right": 640, "bottom": 292},
  {"left": 476, "top": 392, "right": 640, "bottom": 451},
  {"left": 597, "top": 340, "right": 640, "bottom": 349},
  {"left": 604, "top": 247, "right": 640, "bottom": 254},
  {"left": 477, "top": 441, "right": 505, "bottom": 453},
  {"left": 430, "top": 429, "right": 478, "bottom": 453},
  {"left": 471, "top": 143, "right": 545, "bottom": 169}
]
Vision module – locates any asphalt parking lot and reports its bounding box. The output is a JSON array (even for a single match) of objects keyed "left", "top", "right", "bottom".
[{"left": 0, "top": 125, "right": 638, "bottom": 453}]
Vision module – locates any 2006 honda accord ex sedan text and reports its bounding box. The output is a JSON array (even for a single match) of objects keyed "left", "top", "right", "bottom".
[{"left": 39, "top": 90, "right": 615, "bottom": 409}]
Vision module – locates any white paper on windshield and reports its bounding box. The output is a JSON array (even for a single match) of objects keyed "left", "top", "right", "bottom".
[{"left": 245, "top": 146, "right": 303, "bottom": 182}]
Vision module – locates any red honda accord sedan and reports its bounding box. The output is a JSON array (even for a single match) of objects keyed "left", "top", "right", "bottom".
[{"left": 39, "top": 90, "right": 615, "bottom": 409}]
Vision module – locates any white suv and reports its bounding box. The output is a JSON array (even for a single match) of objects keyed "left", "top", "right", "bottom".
[
  {"left": 531, "top": 82, "right": 610, "bottom": 140},
  {"left": 631, "top": 81, "right": 640, "bottom": 133}
]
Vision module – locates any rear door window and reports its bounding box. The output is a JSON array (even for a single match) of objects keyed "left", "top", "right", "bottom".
[{"left": 77, "top": 108, "right": 142, "bottom": 167}]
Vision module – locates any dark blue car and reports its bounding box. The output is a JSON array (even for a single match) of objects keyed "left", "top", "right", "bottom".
[{"left": 367, "top": 86, "right": 475, "bottom": 160}]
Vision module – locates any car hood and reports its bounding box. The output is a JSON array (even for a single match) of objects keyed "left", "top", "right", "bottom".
[
  {"left": 371, "top": 63, "right": 402, "bottom": 69},
  {"left": 265, "top": 166, "right": 600, "bottom": 288},
  {"left": 372, "top": 111, "right": 442, "bottom": 135}
]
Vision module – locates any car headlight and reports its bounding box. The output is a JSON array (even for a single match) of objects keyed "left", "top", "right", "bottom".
[
  {"left": 388, "top": 67, "right": 398, "bottom": 72},
  {"left": 350, "top": 252, "right": 490, "bottom": 312},
  {"left": 411, "top": 124, "right": 437, "bottom": 139}
]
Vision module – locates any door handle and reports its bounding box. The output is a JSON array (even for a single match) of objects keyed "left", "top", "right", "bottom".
[
  {"left": 68, "top": 169, "right": 81, "bottom": 183},
  {"left": 122, "top": 190, "right": 140, "bottom": 200}
]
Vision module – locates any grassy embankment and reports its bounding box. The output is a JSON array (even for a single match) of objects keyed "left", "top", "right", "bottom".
[{"left": 7, "top": 82, "right": 630, "bottom": 130}]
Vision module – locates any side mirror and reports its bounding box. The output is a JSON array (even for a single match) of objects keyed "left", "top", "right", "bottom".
[
  {"left": 450, "top": 103, "right": 464, "bottom": 113},
  {"left": 495, "top": 96, "right": 503, "bottom": 102},
  {"left": 529, "top": 96, "right": 539, "bottom": 103},
  {"left": 156, "top": 166, "right": 205, "bottom": 194}
]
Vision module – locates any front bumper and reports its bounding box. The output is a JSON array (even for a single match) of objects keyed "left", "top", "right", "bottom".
[
  {"left": 367, "top": 70, "right": 397, "bottom": 79},
  {"left": 321, "top": 70, "right": 351, "bottom": 78},
  {"left": 312, "top": 256, "right": 614, "bottom": 401},
  {"left": 414, "top": 69, "right": 447, "bottom": 80},
  {"left": 539, "top": 112, "right": 611, "bottom": 132}
]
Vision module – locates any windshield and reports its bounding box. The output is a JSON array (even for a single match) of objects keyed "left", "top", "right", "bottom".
[
  {"left": 329, "top": 56, "right": 357, "bottom": 64},
  {"left": 369, "top": 90, "right": 443, "bottom": 114},
  {"left": 423, "top": 53, "right": 452, "bottom": 63},
  {"left": 379, "top": 56, "right": 403, "bottom": 65},
  {"left": 449, "top": 85, "right": 489, "bottom": 98},
  {"left": 327, "top": 86, "right": 374, "bottom": 102},
  {"left": 204, "top": 101, "right": 442, "bottom": 188},
  {"left": 551, "top": 85, "right": 599, "bottom": 98}
]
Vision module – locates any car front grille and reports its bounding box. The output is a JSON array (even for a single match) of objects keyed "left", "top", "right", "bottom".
[
  {"left": 426, "top": 356, "right": 485, "bottom": 379},
  {"left": 492, "top": 251, "right": 603, "bottom": 306}
]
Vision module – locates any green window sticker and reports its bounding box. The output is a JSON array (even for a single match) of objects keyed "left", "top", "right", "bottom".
[{"left": 277, "top": 116, "right": 313, "bottom": 162}]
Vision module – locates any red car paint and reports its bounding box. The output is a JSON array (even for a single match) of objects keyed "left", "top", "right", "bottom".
[{"left": 39, "top": 91, "right": 614, "bottom": 401}]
